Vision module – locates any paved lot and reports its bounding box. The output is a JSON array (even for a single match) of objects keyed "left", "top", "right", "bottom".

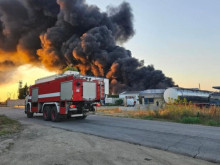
[{"left": 1, "top": 107, "right": 220, "bottom": 163}]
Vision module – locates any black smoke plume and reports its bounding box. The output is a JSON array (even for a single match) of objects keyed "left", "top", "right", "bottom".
[{"left": 0, "top": 0, "right": 174, "bottom": 93}]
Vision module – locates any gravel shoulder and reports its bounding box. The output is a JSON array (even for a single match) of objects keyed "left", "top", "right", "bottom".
[{"left": 0, "top": 122, "right": 217, "bottom": 165}]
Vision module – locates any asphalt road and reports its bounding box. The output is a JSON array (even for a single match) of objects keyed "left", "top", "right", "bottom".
[{"left": 1, "top": 107, "right": 220, "bottom": 163}]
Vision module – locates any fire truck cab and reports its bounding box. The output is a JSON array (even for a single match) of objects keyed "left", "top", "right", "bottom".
[{"left": 25, "top": 71, "right": 109, "bottom": 122}]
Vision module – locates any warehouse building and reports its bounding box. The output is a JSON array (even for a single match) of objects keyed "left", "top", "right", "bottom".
[{"left": 139, "top": 89, "right": 166, "bottom": 110}]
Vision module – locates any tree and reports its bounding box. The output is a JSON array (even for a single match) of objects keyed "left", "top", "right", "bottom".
[
  {"left": 18, "top": 84, "right": 28, "bottom": 99},
  {"left": 62, "top": 65, "right": 78, "bottom": 73}
]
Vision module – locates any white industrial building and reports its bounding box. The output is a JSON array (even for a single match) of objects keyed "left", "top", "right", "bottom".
[
  {"left": 119, "top": 91, "right": 140, "bottom": 106},
  {"left": 119, "top": 89, "right": 166, "bottom": 109}
]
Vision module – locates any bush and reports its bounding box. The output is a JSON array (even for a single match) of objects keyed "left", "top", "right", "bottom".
[
  {"left": 207, "top": 120, "right": 220, "bottom": 126},
  {"left": 107, "top": 95, "right": 119, "bottom": 98},
  {"left": 158, "top": 105, "right": 194, "bottom": 120},
  {"left": 62, "top": 66, "right": 78, "bottom": 73},
  {"left": 115, "top": 99, "right": 123, "bottom": 106},
  {"left": 143, "top": 116, "right": 154, "bottom": 120},
  {"left": 180, "top": 117, "right": 201, "bottom": 124}
]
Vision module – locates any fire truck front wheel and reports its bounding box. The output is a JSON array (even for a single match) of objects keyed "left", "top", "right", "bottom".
[
  {"left": 51, "top": 106, "right": 60, "bottom": 122},
  {"left": 26, "top": 105, "right": 33, "bottom": 118},
  {"left": 43, "top": 106, "right": 51, "bottom": 121}
]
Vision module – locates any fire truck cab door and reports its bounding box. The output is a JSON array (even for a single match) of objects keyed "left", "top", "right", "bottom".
[{"left": 61, "top": 81, "right": 73, "bottom": 101}]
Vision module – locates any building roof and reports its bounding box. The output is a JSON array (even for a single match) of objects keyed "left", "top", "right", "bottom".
[
  {"left": 120, "top": 89, "right": 166, "bottom": 96},
  {"left": 139, "top": 89, "right": 166, "bottom": 96},
  {"left": 119, "top": 91, "right": 140, "bottom": 95}
]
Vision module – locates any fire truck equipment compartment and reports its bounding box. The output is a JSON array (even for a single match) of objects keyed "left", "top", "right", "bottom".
[
  {"left": 83, "top": 82, "right": 96, "bottom": 100},
  {"left": 61, "top": 81, "right": 73, "bottom": 101}
]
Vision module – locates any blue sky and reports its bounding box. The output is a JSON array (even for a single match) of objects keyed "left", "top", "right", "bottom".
[{"left": 87, "top": 0, "right": 220, "bottom": 91}]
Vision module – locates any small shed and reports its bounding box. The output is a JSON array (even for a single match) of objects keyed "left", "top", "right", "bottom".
[{"left": 139, "top": 89, "right": 166, "bottom": 110}]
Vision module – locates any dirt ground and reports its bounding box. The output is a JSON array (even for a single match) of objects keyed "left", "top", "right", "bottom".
[{"left": 0, "top": 122, "right": 217, "bottom": 165}]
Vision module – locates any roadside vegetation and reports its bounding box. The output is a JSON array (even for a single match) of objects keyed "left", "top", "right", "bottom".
[
  {"left": 98, "top": 100, "right": 220, "bottom": 127},
  {"left": 0, "top": 115, "right": 21, "bottom": 136}
]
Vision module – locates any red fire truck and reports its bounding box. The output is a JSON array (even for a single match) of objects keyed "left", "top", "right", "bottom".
[{"left": 25, "top": 71, "right": 109, "bottom": 122}]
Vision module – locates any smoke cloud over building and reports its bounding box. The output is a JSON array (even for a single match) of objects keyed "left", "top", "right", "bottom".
[{"left": 0, "top": 0, "right": 174, "bottom": 93}]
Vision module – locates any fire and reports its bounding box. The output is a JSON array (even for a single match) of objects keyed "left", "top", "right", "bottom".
[
  {"left": 106, "top": 63, "right": 119, "bottom": 79},
  {"left": 37, "top": 34, "right": 65, "bottom": 72}
]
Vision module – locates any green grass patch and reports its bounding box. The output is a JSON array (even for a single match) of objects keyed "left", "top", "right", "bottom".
[
  {"left": 0, "top": 115, "right": 21, "bottom": 136},
  {"left": 141, "top": 115, "right": 154, "bottom": 120},
  {"left": 206, "top": 120, "right": 220, "bottom": 126},
  {"left": 180, "top": 117, "right": 201, "bottom": 124}
]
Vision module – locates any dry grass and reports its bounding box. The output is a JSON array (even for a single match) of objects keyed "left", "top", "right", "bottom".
[
  {"left": 158, "top": 104, "right": 220, "bottom": 121},
  {"left": 97, "top": 108, "right": 156, "bottom": 118},
  {"left": 0, "top": 115, "right": 21, "bottom": 136},
  {"left": 98, "top": 108, "right": 123, "bottom": 116},
  {"left": 97, "top": 105, "right": 220, "bottom": 126}
]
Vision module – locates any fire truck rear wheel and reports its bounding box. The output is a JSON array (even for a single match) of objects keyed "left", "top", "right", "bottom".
[
  {"left": 26, "top": 105, "right": 33, "bottom": 118},
  {"left": 51, "top": 106, "right": 60, "bottom": 122},
  {"left": 43, "top": 106, "right": 51, "bottom": 121}
]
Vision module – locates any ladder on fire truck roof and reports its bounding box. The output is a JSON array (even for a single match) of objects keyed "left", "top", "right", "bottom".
[
  {"left": 35, "top": 71, "right": 80, "bottom": 84},
  {"left": 35, "top": 71, "right": 107, "bottom": 85}
]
